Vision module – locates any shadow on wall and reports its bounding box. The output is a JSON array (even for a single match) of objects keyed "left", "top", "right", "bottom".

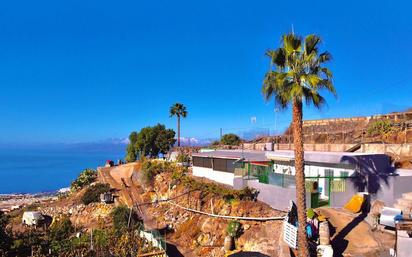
[{"left": 342, "top": 155, "right": 395, "bottom": 194}]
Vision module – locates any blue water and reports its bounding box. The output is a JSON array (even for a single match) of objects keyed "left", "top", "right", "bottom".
[{"left": 0, "top": 146, "right": 125, "bottom": 194}]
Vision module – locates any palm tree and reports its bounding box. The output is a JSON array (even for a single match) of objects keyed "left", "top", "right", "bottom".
[
  {"left": 169, "top": 103, "right": 188, "bottom": 147},
  {"left": 262, "top": 33, "right": 336, "bottom": 257}
]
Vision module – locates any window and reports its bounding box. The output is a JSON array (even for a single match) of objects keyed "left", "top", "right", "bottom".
[
  {"left": 192, "top": 157, "right": 212, "bottom": 168},
  {"left": 325, "top": 169, "right": 334, "bottom": 177},
  {"left": 192, "top": 157, "right": 203, "bottom": 167},
  {"left": 226, "top": 160, "right": 235, "bottom": 173},
  {"left": 213, "top": 158, "right": 226, "bottom": 171}
]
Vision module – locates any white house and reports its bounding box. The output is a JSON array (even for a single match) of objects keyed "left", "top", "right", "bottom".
[
  {"left": 192, "top": 150, "right": 269, "bottom": 186},
  {"left": 191, "top": 149, "right": 403, "bottom": 210}
]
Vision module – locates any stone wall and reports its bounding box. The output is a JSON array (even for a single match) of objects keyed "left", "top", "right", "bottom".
[
  {"left": 242, "top": 143, "right": 412, "bottom": 156},
  {"left": 303, "top": 111, "right": 412, "bottom": 126}
]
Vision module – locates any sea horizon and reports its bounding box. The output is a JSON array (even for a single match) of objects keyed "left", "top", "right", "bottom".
[{"left": 0, "top": 144, "right": 125, "bottom": 194}]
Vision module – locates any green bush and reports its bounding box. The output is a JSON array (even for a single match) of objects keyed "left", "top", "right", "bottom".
[
  {"left": 176, "top": 152, "right": 190, "bottom": 163},
  {"left": 226, "top": 220, "right": 242, "bottom": 238},
  {"left": 111, "top": 206, "right": 142, "bottom": 233},
  {"left": 177, "top": 174, "right": 256, "bottom": 202},
  {"left": 50, "top": 216, "right": 74, "bottom": 242},
  {"left": 0, "top": 211, "right": 11, "bottom": 252},
  {"left": 81, "top": 183, "right": 111, "bottom": 205},
  {"left": 140, "top": 160, "right": 178, "bottom": 185},
  {"left": 367, "top": 119, "right": 394, "bottom": 136},
  {"left": 71, "top": 169, "right": 97, "bottom": 190},
  {"left": 126, "top": 124, "right": 176, "bottom": 159},
  {"left": 220, "top": 133, "right": 242, "bottom": 146}
]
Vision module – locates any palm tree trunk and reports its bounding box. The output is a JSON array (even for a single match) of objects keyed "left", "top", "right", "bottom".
[
  {"left": 177, "top": 116, "right": 181, "bottom": 147},
  {"left": 293, "top": 99, "right": 309, "bottom": 257}
]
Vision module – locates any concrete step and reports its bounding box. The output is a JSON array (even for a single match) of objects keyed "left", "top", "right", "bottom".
[
  {"left": 402, "top": 192, "right": 412, "bottom": 200},
  {"left": 397, "top": 198, "right": 412, "bottom": 207}
]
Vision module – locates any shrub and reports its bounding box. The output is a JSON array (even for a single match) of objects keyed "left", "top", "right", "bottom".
[
  {"left": 176, "top": 152, "right": 190, "bottom": 163},
  {"left": 177, "top": 174, "right": 256, "bottom": 201},
  {"left": 367, "top": 119, "right": 394, "bottom": 136},
  {"left": 50, "top": 216, "right": 74, "bottom": 242},
  {"left": 0, "top": 211, "right": 11, "bottom": 251},
  {"left": 111, "top": 206, "right": 142, "bottom": 233},
  {"left": 140, "top": 160, "right": 179, "bottom": 185},
  {"left": 226, "top": 220, "right": 241, "bottom": 238},
  {"left": 71, "top": 169, "right": 97, "bottom": 190},
  {"left": 81, "top": 183, "right": 111, "bottom": 205},
  {"left": 220, "top": 133, "right": 242, "bottom": 146}
]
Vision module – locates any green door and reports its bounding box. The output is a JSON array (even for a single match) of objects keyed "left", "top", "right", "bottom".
[{"left": 258, "top": 167, "right": 269, "bottom": 184}]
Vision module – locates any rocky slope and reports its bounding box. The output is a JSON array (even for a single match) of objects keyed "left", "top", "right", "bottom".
[{"left": 136, "top": 171, "right": 285, "bottom": 257}]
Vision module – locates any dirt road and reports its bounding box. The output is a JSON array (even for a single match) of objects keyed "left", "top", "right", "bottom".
[
  {"left": 317, "top": 208, "right": 394, "bottom": 257},
  {"left": 98, "top": 163, "right": 190, "bottom": 256}
]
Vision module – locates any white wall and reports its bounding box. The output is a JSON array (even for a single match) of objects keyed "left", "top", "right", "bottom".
[
  {"left": 272, "top": 164, "right": 354, "bottom": 199},
  {"left": 192, "top": 166, "right": 235, "bottom": 186},
  {"left": 272, "top": 163, "right": 354, "bottom": 177}
]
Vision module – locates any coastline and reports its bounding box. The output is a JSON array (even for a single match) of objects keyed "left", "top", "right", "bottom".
[{"left": 0, "top": 187, "right": 69, "bottom": 213}]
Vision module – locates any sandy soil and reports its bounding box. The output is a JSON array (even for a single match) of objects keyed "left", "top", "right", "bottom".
[{"left": 317, "top": 208, "right": 395, "bottom": 257}]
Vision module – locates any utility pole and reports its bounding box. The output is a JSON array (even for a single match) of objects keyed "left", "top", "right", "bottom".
[{"left": 220, "top": 128, "right": 223, "bottom": 140}]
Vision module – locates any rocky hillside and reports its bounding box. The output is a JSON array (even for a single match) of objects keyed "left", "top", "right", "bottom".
[
  {"left": 143, "top": 171, "right": 284, "bottom": 256},
  {"left": 101, "top": 161, "right": 286, "bottom": 257},
  {"left": 250, "top": 110, "right": 412, "bottom": 145}
]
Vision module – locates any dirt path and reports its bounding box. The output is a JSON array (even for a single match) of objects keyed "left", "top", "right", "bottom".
[
  {"left": 317, "top": 208, "right": 394, "bottom": 257},
  {"left": 98, "top": 163, "right": 189, "bottom": 257}
]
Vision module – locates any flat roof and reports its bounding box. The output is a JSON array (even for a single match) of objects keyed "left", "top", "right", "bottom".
[
  {"left": 266, "top": 150, "right": 387, "bottom": 164},
  {"left": 192, "top": 149, "right": 387, "bottom": 165},
  {"left": 192, "top": 150, "right": 268, "bottom": 162}
]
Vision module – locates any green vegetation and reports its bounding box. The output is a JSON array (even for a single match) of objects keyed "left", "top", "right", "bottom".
[
  {"left": 0, "top": 211, "right": 11, "bottom": 253},
  {"left": 70, "top": 168, "right": 97, "bottom": 190},
  {"left": 220, "top": 133, "right": 242, "bottom": 146},
  {"left": 173, "top": 172, "right": 256, "bottom": 202},
  {"left": 140, "top": 159, "right": 178, "bottom": 185},
  {"left": 49, "top": 215, "right": 74, "bottom": 253},
  {"left": 226, "top": 220, "right": 242, "bottom": 238},
  {"left": 176, "top": 151, "right": 190, "bottom": 163},
  {"left": 170, "top": 103, "right": 188, "bottom": 147},
  {"left": 367, "top": 119, "right": 394, "bottom": 136},
  {"left": 126, "top": 124, "right": 176, "bottom": 161},
  {"left": 10, "top": 230, "right": 45, "bottom": 256},
  {"left": 111, "top": 205, "right": 142, "bottom": 233},
  {"left": 81, "top": 183, "right": 111, "bottom": 205},
  {"left": 0, "top": 207, "right": 152, "bottom": 256},
  {"left": 262, "top": 33, "right": 336, "bottom": 256}
]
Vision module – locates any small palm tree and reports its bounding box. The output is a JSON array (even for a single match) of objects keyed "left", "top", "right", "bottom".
[
  {"left": 169, "top": 103, "right": 188, "bottom": 147},
  {"left": 262, "top": 33, "right": 336, "bottom": 257}
]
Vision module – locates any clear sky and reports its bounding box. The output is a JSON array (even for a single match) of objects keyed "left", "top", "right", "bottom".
[{"left": 0, "top": 0, "right": 411, "bottom": 144}]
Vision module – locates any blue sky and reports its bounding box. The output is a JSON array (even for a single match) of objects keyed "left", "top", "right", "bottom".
[{"left": 0, "top": 0, "right": 411, "bottom": 144}]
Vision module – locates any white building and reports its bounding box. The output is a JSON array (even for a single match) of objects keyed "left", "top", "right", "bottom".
[
  {"left": 192, "top": 150, "right": 269, "bottom": 186},
  {"left": 191, "top": 149, "right": 399, "bottom": 210}
]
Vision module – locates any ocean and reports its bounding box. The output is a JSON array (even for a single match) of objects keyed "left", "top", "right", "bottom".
[{"left": 0, "top": 145, "right": 125, "bottom": 194}]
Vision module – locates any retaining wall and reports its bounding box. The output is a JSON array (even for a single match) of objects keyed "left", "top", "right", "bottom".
[
  {"left": 245, "top": 179, "right": 311, "bottom": 211},
  {"left": 242, "top": 143, "right": 412, "bottom": 156}
]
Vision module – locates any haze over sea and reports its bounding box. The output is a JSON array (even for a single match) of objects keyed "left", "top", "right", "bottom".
[{"left": 0, "top": 143, "right": 125, "bottom": 194}]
